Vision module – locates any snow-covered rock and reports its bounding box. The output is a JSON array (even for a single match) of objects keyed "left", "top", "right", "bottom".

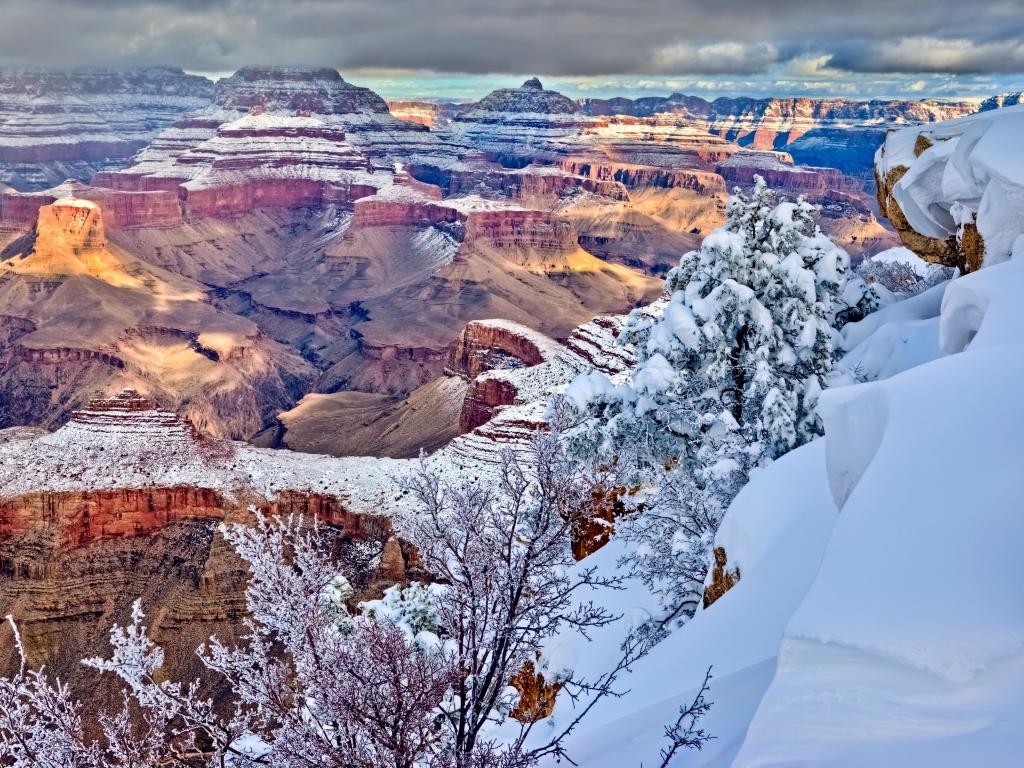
[
  {"left": 875, "top": 104, "right": 1024, "bottom": 271},
  {"left": 0, "top": 67, "right": 213, "bottom": 190}
]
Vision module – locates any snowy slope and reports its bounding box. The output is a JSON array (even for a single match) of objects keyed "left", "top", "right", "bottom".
[
  {"left": 530, "top": 440, "right": 837, "bottom": 768},
  {"left": 539, "top": 248, "right": 1024, "bottom": 766}
]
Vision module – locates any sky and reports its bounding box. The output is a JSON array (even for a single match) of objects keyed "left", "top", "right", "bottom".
[{"left": 1, "top": 0, "right": 1023, "bottom": 101}]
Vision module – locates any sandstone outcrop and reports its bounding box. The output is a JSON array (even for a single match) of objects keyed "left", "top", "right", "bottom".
[
  {"left": 874, "top": 106, "right": 1024, "bottom": 271},
  {"left": 388, "top": 100, "right": 465, "bottom": 128},
  {"left": 445, "top": 314, "right": 635, "bottom": 442},
  {"left": 703, "top": 546, "right": 741, "bottom": 608},
  {"left": 561, "top": 158, "right": 726, "bottom": 194},
  {"left": 509, "top": 659, "right": 562, "bottom": 722},
  {"left": 448, "top": 319, "right": 558, "bottom": 379}
]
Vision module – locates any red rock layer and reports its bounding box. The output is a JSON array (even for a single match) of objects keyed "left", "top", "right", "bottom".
[
  {"left": 560, "top": 158, "right": 726, "bottom": 194},
  {"left": 716, "top": 161, "right": 861, "bottom": 198},
  {"left": 351, "top": 192, "right": 456, "bottom": 228},
  {"left": 448, "top": 320, "right": 550, "bottom": 378},
  {"left": 0, "top": 487, "right": 225, "bottom": 551},
  {"left": 462, "top": 209, "right": 578, "bottom": 257},
  {"left": 264, "top": 491, "right": 393, "bottom": 541},
  {"left": 1, "top": 183, "right": 183, "bottom": 231},
  {"left": 460, "top": 376, "right": 520, "bottom": 432}
]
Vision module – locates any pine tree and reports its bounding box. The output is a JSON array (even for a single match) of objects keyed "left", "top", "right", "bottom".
[
  {"left": 566, "top": 177, "right": 860, "bottom": 494},
  {"left": 563, "top": 177, "right": 870, "bottom": 617}
]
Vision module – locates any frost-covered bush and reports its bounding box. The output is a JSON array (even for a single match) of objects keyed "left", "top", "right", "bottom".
[
  {"left": 858, "top": 246, "right": 957, "bottom": 296},
  {"left": 0, "top": 445, "right": 670, "bottom": 768},
  {"left": 402, "top": 426, "right": 660, "bottom": 768},
  {"left": 0, "top": 514, "right": 458, "bottom": 768}
]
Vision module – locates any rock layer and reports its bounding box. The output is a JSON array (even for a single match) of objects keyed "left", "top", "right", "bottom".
[{"left": 0, "top": 67, "right": 213, "bottom": 190}]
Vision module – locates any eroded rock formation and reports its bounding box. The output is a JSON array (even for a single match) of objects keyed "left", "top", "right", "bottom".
[
  {"left": 0, "top": 198, "right": 315, "bottom": 436},
  {"left": 0, "top": 67, "right": 213, "bottom": 190},
  {"left": 579, "top": 93, "right": 976, "bottom": 176}
]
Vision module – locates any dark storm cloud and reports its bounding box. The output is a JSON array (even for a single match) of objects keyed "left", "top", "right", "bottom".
[{"left": 0, "top": 0, "right": 1023, "bottom": 76}]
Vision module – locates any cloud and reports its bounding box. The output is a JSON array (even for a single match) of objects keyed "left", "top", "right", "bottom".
[
  {"left": 829, "top": 36, "right": 1024, "bottom": 74},
  {"left": 650, "top": 41, "right": 779, "bottom": 75},
  {"left": 0, "top": 0, "right": 1021, "bottom": 84}
]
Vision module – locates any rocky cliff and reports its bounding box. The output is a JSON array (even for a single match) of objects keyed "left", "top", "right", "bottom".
[
  {"left": 0, "top": 300, "right": 644, "bottom": 712},
  {"left": 0, "top": 389, "right": 414, "bottom": 710},
  {"left": 579, "top": 93, "right": 976, "bottom": 176},
  {"left": 979, "top": 92, "right": 1024, "bottom": 111},
  {"left": 0, "top": 67, "right": 213, "bottom": 190}
]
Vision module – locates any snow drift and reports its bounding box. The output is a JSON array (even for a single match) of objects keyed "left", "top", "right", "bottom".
[{"left": 539, "top": 203, "right": 1024, "bottom": 766}]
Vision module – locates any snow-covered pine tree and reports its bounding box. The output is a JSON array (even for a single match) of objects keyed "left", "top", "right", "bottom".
[
  {"left": 563, "top": 178, "right": 874, "bottom": 617},
  {"left": 566, "top": 176, "right": 861, "bottom": 494}
]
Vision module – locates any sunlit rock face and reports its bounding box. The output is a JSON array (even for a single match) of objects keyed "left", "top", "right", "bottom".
[
  {"left": 0, "top": 67, "right": 909, "bottom": 443},
  {"left": 0, "top": 67, "right": 213, "bottom": 190},
  {"left": 35, "top": 196, "right": 107, "bottom": 254},
  {"left": 0, "top": 197, "right": 315, "bottom": 437},
  {"left": 388, "top": 100, "right": 466, "bottom": 128}
]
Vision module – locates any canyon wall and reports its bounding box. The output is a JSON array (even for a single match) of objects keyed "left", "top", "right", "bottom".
[{"left": 0, "top": 67, "right": 213, "bottom": 190}]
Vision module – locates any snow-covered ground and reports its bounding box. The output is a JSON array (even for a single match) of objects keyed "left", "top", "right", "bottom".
[{"left": 530, "top": 170, "right": 1024, "bottom": 764}]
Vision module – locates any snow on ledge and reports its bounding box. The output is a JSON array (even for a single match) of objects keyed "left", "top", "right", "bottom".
[{"left": 875, "top": 104, "right": 1024, "bottom": 266}]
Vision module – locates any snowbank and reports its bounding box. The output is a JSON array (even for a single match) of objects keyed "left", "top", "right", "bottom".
[
  {"left": 733, "top": 259, "right": 1024, "bottom": 764},
  {"left": 535, "top": 441, "right": 837, "bottom": 767},
  {"left": 545, "top": 235, "right": 1024, "bottom": 765}
]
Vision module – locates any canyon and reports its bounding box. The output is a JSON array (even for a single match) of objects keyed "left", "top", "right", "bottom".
[
  {"left": 0, "top": 66, "right": 966, "bottom": 452},
  {"left": 0, "top": 67, "right": 998, "bottom": 720},
  {"left": 578, "top": 93, "right": 975, "bottom": 177}
]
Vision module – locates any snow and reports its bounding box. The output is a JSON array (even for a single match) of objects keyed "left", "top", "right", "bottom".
[
  {"left": 732, "top": 318, "right": 1024, "bottom": 764},
  {"left": 544, "top": 155, "right": 1024, "bottom": 764},
  {"left": 533, "top": 440, "right": 837, "bottom": 768},
  {"left": 868, "top": 245, "right": 932, "bottom": 276},
  {"left": 835, "top": 279, "right": 948, "bottom": 383},
  {"left": 50, "top": 196, "right": 98, "bottom": 210},
  {"left": 876, "top": 104, "right": 1024, "bottom": 265}
]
